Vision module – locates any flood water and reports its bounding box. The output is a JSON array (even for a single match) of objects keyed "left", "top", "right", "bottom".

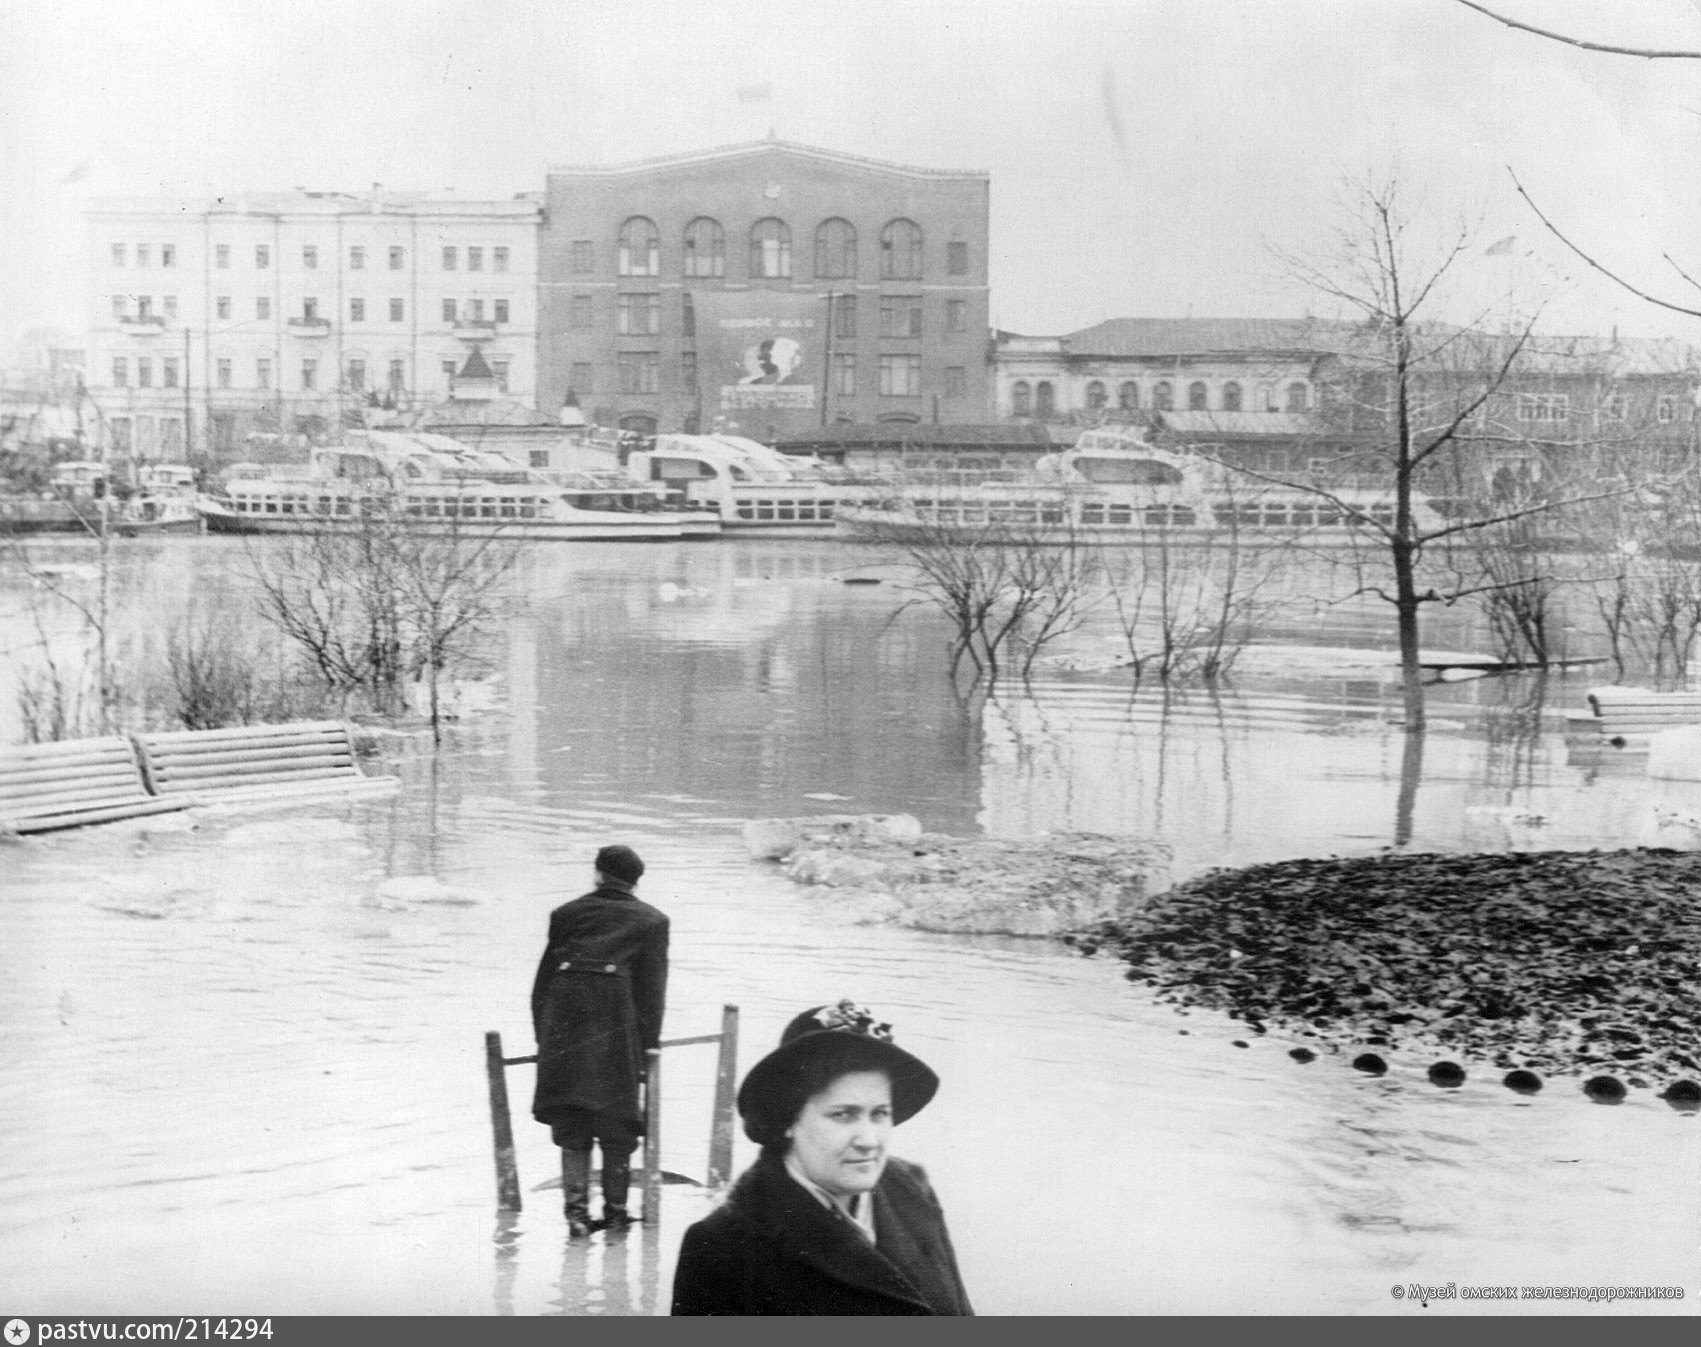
[{"left": 1, "top": 537, "right": 1695, "bottom": 1315}]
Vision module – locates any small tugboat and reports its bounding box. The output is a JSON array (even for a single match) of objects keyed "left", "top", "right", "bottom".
[{"left": 0, "top": 461, "right": 201, "bottom": 537}]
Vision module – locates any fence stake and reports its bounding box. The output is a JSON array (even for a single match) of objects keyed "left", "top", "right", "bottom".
[
  {"left": 642, "top": 1048, "right": 662, "bottom": 1225},
  {"left": 485, "top": 1031, "right": 522, "bottom": 1213},
  {"left": 707, "top": 1004, "right": 739, "bottom": 1188}
]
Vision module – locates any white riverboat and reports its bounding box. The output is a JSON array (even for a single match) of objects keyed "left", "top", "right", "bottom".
[
  {"left": 627, "top": 434, "right": 877, "bottom": 534},
  {"left": 198, "top": 431, "right": 719, "bottom": 541},
  {"left": 836, "top": 428, "right": 1443, "bottom": 545}
]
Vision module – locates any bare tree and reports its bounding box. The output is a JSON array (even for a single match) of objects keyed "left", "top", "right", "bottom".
[{"left": 1454, "top": 1, "right": 1701, "bottom": 61}]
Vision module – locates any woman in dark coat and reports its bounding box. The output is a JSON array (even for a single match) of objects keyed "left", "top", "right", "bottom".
[
  {"left": 671, "top": 1001, "right": 973, "bottom": 1316},
  {"left": 531, "top": 844, "right": 669, "bottom": 1236}
]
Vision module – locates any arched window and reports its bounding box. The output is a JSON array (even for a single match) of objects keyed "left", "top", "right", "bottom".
[
  {"left": 1086, "top": 380, "right": 1107, "bottom": 411},
  {"left": 749, "top": 218, "right": 791, "bottom": 278},
  {"left": 1222, "top": 381, "right": 1242, "bottom": 412},
  {"left": 1035, "top": 381, "right": 1055, "bottom": 416},
  {"left": 814, "top": 218, "right": 857, "bottom": 279},
  {"left": 1287, "top": 381, "right": 1310, "bottom": 412},
  {"left": 1118, "top": 381, "right": 1139, "bottom": 410},
  {"left": 1188, "top": 381, "right": 1208, "bottom": 411},
  {"left": 880, "top": 218, "right": 923, "bottom": 280},
  {"left": 618, "top": 217, "right": 659, "bottom": 277},
  {"left": 683, "top": 218, "right": 724, "bottom": 278},
  {"left": 1011, "top": 381, "right": 1032, "bottom": 417},
  {"left": 1152, "top": 381, "right": 1174, "bottom": 412}
]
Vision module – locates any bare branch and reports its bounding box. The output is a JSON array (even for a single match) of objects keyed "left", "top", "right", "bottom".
[
  {"left": 1454, "top": 0, "right": 1701, "bottom": 59},
  {"left": 1416, "top": 484, "right": 1637, "bottom": 546}
]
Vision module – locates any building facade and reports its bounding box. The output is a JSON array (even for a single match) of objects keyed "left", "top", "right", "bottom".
[
  {"left": 83, "top": 190, "right": 541, "bottom": 462},
  {"left": 537, "top": 140, "right": 991, "bottom": 440}
]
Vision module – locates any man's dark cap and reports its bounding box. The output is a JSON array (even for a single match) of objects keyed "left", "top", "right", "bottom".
[{"left": 595, "top": 845, "right": 645, "bottom": 884}]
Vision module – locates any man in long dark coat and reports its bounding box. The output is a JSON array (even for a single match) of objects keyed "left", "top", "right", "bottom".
[{"left": 531, "top": 844, "right": 669, "bottom": 1235}]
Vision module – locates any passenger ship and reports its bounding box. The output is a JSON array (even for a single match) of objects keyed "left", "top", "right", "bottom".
[
  {"left": 835, "top": 428, "right": 1439, "bottom": 545},
  {"left": 627, "top": 434, "right": 875, "bottom": 534},
  {"left": 198, "top": 431, "right": 719, "bottom": 541}
]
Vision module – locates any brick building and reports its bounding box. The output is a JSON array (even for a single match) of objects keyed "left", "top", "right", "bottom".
[{"left": 537, "top": 140, "right": 991, "bottom": 439}]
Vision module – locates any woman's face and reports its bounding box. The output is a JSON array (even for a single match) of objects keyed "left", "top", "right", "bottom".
[{"left": 786, "top": 1070, "right": 893, "bottom": 1200}]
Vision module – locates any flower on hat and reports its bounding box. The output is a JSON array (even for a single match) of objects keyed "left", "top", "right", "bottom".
[{"left": 811, "top": 999, "right": 893, "bottom": 1041}]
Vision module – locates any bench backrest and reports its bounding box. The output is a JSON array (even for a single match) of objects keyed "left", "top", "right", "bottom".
[
  {"left": 134, "top": 720, "right": 364, "bottom": 796},
  {"left": 0, "top": 736, "right": 153, "bottom": 824},
  {"left": 1586, "top": 687, "right": 1701, "bottom": 735}
]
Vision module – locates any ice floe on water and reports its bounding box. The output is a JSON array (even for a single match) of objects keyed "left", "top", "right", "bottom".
[{"left": 372, "top": 875, "right": 482, "bottom": 906}]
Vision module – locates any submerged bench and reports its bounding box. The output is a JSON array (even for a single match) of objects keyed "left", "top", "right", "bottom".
[
  {"left": 1578, "top": 686, "right": 1701, "bottom": 746},
  {"left": 0, "top": 736, "right": 189, "bottom": 834},
  {"left": 132, "top": 720, "right": 399, "bottom": 806}
]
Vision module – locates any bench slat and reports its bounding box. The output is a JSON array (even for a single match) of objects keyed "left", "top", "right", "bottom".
[
  {"left": 0, "top": 735, "right": 135, "bottom": 764},
  {"left": 6, "top": 797, "right": 189, "bottom": 834},
  {"left": 0, "top": 780, "right": 156, "bottom": 811},
  {"left": 147, "top": 744, "right": 353, "bottom": 772},
  {"left": 0, "top": 764, "right": 145, "bottom": 795},
  {"left": 154, "top": 755, "right": 356, "bottom": 783},
  {"left": 151, "top": 767, "right": 358, "bottom": 795},
  {"left": 139, "top": 720, "right": 348, "bottom": 746}
]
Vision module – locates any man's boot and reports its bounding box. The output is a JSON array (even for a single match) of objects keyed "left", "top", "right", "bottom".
[
  {"left": 598, "top": 1151, "right": 635, "bottom": 1230},
  {"left": 561, "top": 1144, "right": 593, "bottom": 1238}
]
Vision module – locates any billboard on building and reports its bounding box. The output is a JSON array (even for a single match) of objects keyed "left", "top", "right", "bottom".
[{"left": 695, "top": 290, "right": 825, "bottom": 415}]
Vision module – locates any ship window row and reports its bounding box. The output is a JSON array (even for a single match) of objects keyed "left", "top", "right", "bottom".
[
  {"left": 732, "top": 499, "right": 839, "bottom": 521},
  {"left": 229, "top": 494, "right": 543, "bottom": 520},
  {"left": 894, "top": 499, "right": 1397, "bottom": 529},
  {"left": 586, "top": 217, "right": 968, "bottom": 280}
]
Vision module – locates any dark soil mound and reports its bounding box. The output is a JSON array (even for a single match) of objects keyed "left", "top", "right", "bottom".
[{"left": 1068, "top": 849, "right": 1701, "bottom": 1086}]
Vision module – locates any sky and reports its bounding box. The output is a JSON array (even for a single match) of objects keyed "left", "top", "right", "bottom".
[{"left": 2, "top": 0, "right": 1699, "bottom": 362}]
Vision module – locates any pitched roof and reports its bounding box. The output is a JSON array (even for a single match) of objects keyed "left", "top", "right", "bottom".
[
  {"left": 456, "top": 348, "right": 495, "bottom": 381},
  {"left": 547, "top": 139, "right": 986, "bottom": 181},
  {"left": 1062, "top": 317, "right": 1365, "bottom": 358}
]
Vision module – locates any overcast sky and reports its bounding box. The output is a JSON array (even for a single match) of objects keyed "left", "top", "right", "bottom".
[{"left": 3, "top": 0, "right": 1698, "bottom": 360}]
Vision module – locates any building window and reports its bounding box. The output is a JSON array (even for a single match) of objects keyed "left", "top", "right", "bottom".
[
  {"left": 682, "top": 293, "right": 695, "bottom": 339},
  {"left": 1118, "top": 381, "right": 1138, "bottom": 410},
  {"left": 389, "top": 298, "right": 404, "bottom": 322},
  {"left": 879, "top": 298, "right": 922, "bottom": 338},
  {"left": 570, "top": 239, "right": 594, "bottom": 274},
  {"left": 216, "top": 295, "right": 231, "bottom": 320},
  {"left": 347, "top": 359, "right": 365, "bottom": 391},
  {"left": 1259, "top": 381, "right": 1277, "bottom": 412},
  {"left": 749, "top": 218, "right": 791, "bottom": 278},
  {"left": 618, "top": 352, "right": 659, "bottom": 394},
  {"left": 257, "top": 296, "right": 271, "bottom": 320},
  {"left": 389, "top": 246, "right": 405, "bottom": 270},
  {"left": 815, "top": 218, "right": 857, "bottom": 279},
  {"left": 137, "top": 296, "right": 154, "bottom": 320},
  {"left": 112, "top": 357, "right": 128, "bottom": 388},
  {"left": 302, "top": 298, "right": 319, "bottom": 321},
  {"left": 1223, "top": 381, "right": 1243, "bottom": 412},
  {"left": 255, "top": 244, "right": 269, "bottom": 269},
  {"left": 442, "top": 298, "right": 457, "bottom": 323},
  {"left": 350, "top": 246, "right": 365, "bottom": 270},
  {"left": 570, "top": 361, "right": 593, "bottom": 393},
  {"left": 109, "top": 417, "right": 132, "bottom": 451},
  {"left": 161, "top": 244, "right": 176, "bottom": 268},
  {"left": 880, "top": 219, "right": 923, "bottom": 280},
  {"left": 1599, "top": 393, "right": 1626, "bottom": 422},
  {"left": 1011, "top": 381, "right": 1031, "bottom": 416},
  {"left": 619, "top": 217, "right": 660, "bottom": 276},
  {"left": 160, "top": 419, "right": 183, "bottom": 454},
  {"left": 1286, "top": 382, "right": 1310, "bottom": 413},
  {"left": 216, "top": 358, "right": 231, "bottom": 389},
  {"left": 350, "top": 298, "right": 365, "bottom": 322},
  {"left": 257, "top": 358, "right": 271, "bottom": 390},
  {"left": 683, "top": 217, "right": 726, "bottom": 277},
  {"left": 834, "top": 296, "right": 856, "bottom": 340},
  {"left": 530, "top": 450, "right": 549, "bottom": 468},
  {"left": 1658, "top": 395, "right": 1677, "bottom": 423},
  {"left": 834, "top": 353, "right": 857, "bottom": 397},
  {"left": 303, "top": 245, "right": 318, "bottom": 269},
  {"left": 442, "top": 246, "right": 457, "bottom": 271},
  {"left": 618, "top": 293, "right": 661, "bottom": 336},
  {"left": 569, "top": 294, "right": 593, "bottom": 332},
  {"left": 137, "top": 358, "right": 152, "bottom": 389},
  {"left": 163, "top": 296, "right": 178, "bottom": 320},
  {"left": 301, "top": 359, "right": 317, "bottom": 391},
  {"left": 468, "top": 246, "right": 483, "bottom": 272},
  {"left": 493, "top": 246, "right": 509, "bottom": 273},
  {"left": 494, "top": 298, "right": 509, "bottom": 324},
  {"left": 947, "top": 241, "right": 968, "bottom": 275},
  {"left": 1035, "top": 381, "right": 1055, "bottom": 415},
  {"left": 1087, "top": 380, "right": 1107, "bottom": 410},
  {"left": 945, "top": 366, "right": 966, "bottom": 398},
  {"left": 493, "top": 360, "right": 509, "bottom": 393},
  {"left": 1153, "top": 381, "right": 1174, "bottom": 411},
  {"left": 879, "top": 354, "right": 921, "bottom": 397},
  {"left": 468, "top": 298, "right": 485, "bottom": 322},
  {"left": 946, "top": 300, "right": 966, "bottom": 333},
  {"left": 112, "top": 243, "right": 126, "bottom": 267},
  {"left": 1188, "top": 381, "right": 1208, "bottom": 411},
  {"left": 136, "top": 245, "right": 150, "bottom": 267},
  {"left": 682, "top": 351, "right": 697, "bottom": 391},
  {"left": 163, "top": 358, "right": 178, "bottom": 389},
  {"left": 389, "top": 359, "right": 405, "bottom": 393},
  {"left": 214, "top": 244, "right": 229, "bottom": 269},
  {"left": 112, "top": 295, "right": 127, "bottom": 319}
]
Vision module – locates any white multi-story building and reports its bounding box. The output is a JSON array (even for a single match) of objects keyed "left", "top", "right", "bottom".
[{"left": 84, "top": 189, "right": 541, "bottom": 460}]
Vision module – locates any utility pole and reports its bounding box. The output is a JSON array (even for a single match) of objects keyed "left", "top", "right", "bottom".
[{"left": 820, "top": 290, "right": 834, "bottom": 428}]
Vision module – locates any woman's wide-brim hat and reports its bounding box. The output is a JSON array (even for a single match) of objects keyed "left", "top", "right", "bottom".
[{"left": 737, "top": 1000, "right": 940, "bottom": 1145}]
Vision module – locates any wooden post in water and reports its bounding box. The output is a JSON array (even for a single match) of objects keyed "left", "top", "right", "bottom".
[
  {"left": 707, "top": 1004, "right": 739, "bottom": 1189},
  {"left": 642, "top": 1047, "right": 662, "bottom": 1225},
  {"left": 485, "top": 1031, "right": 522, "bottom": 1213}
]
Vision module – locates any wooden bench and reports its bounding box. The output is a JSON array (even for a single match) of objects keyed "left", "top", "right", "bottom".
[
  {"left": 0, "top": 736, "right": 189, "bottom": 834},
  {"left": 1577, "top": 686, "right": 1701, "bottom": 747},
  {"left": 132, "top": 720, "right": 398, "bottom": 806}
]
